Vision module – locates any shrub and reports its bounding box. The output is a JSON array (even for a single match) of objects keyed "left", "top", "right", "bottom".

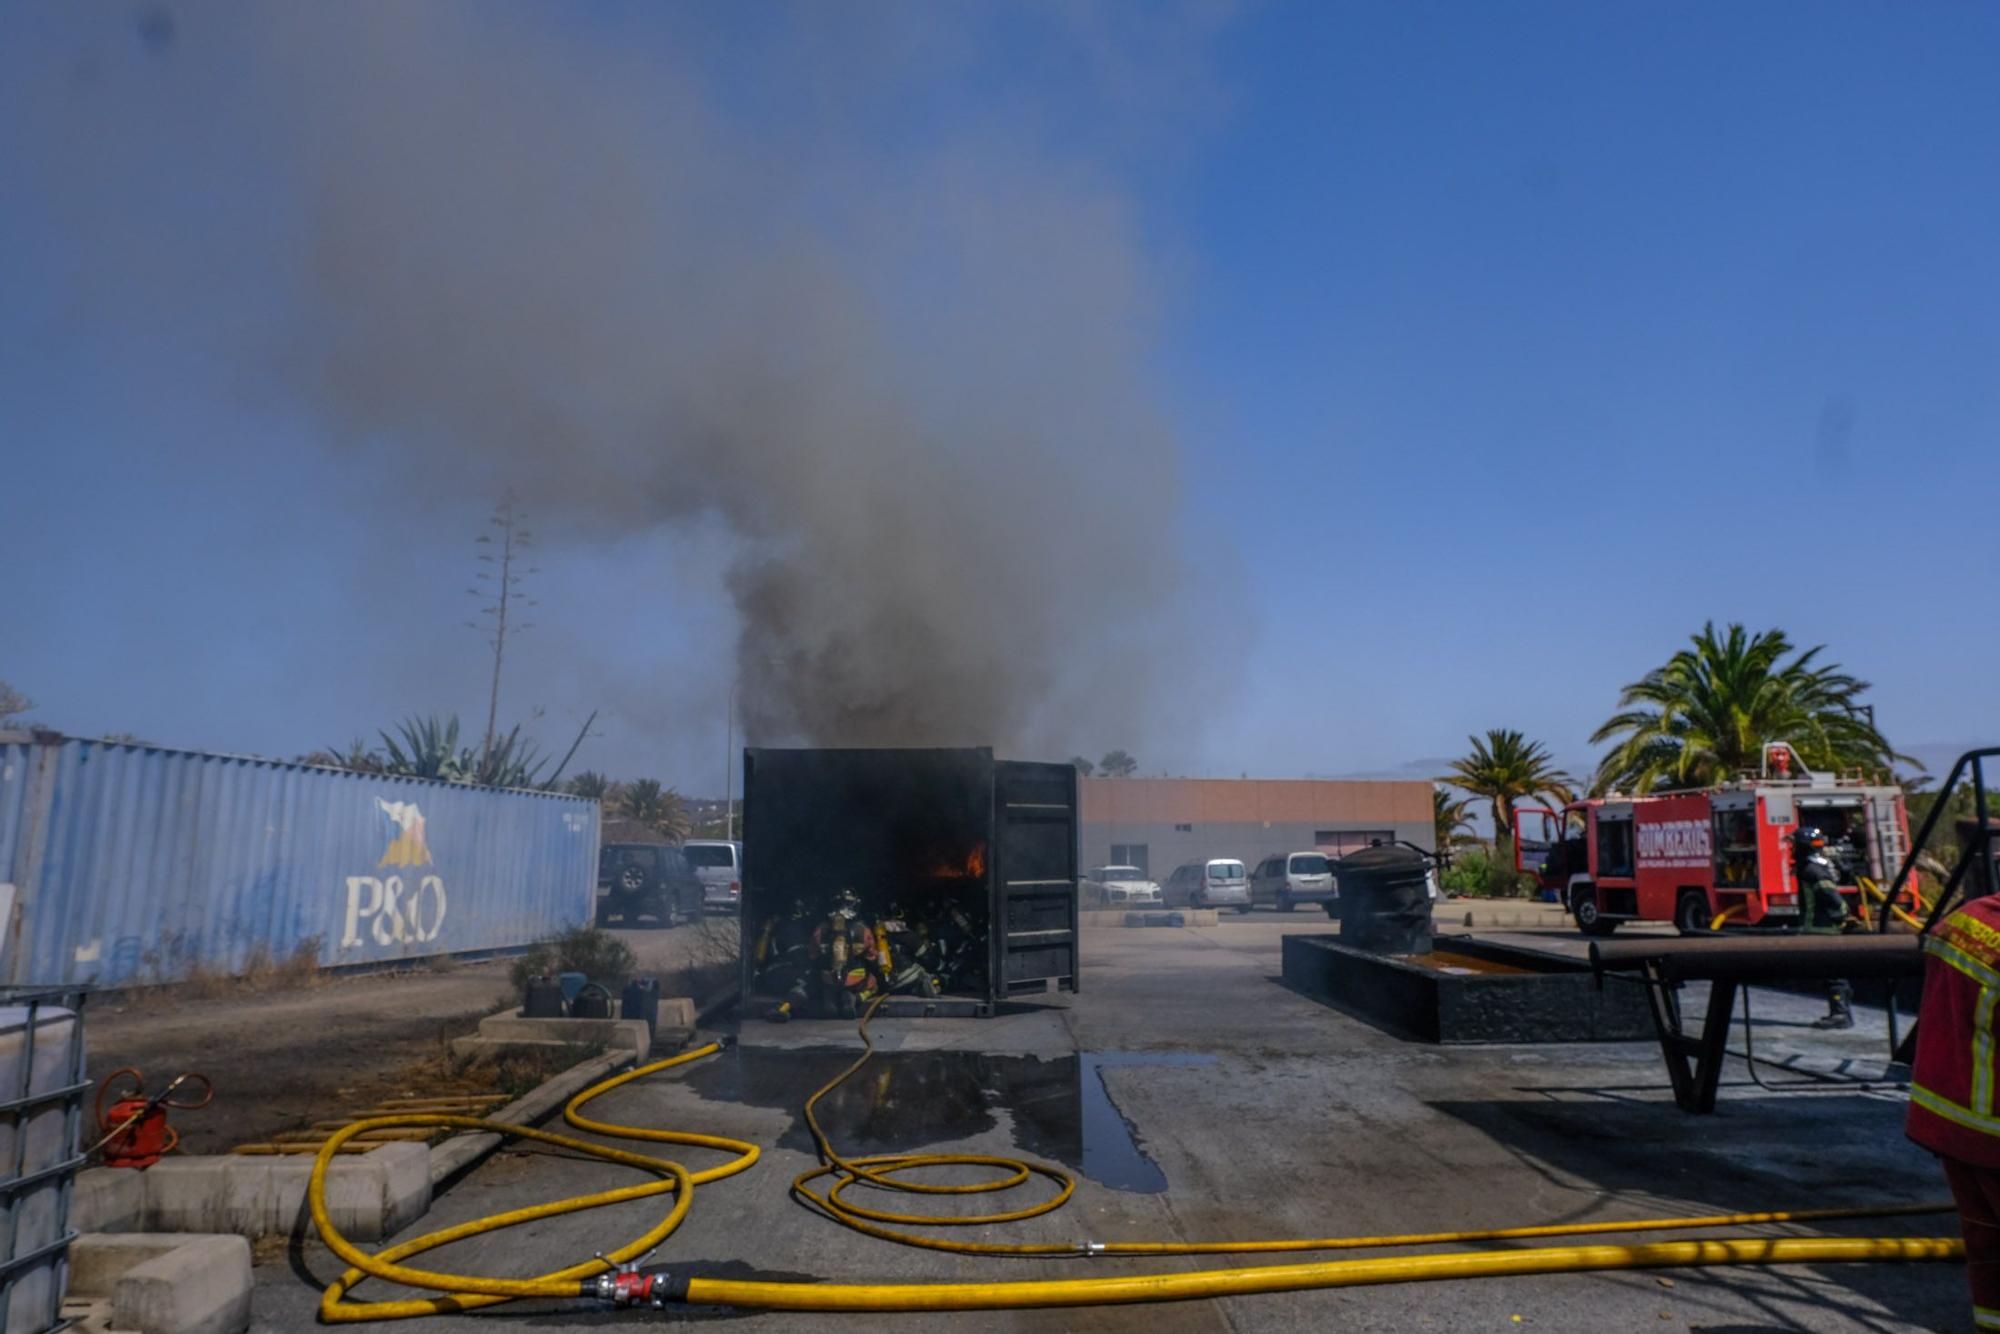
[
  {"left": 509, "top": 926, "right": 638, "bottom": 993},
  {"left": 1439, "top": 847, "right": 1494, "bottom": 898},
  {"left": 1438, "top": 847, "right": 1541, "bottom": 899}
]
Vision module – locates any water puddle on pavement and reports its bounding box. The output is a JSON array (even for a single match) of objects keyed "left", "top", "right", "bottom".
[{"left": 680, "top": 1048, "right": 1213, "bottom": 1193}]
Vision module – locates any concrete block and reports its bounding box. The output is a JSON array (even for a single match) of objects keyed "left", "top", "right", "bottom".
[
  {"left": 69, "top": 1231, "right": 181, "bottom": 1294},
  {"left": 143, "top": 1157, "right": 271, "bottom": 1237},
  {"left": 140, "top": 1144, "right": 429, "bottom": 1241},
  {"left": 71, "top": 1233, "right": 251, "bottom": 1334},
  {"left": 450, "top": 1015, "right": 649, "bottom": 1062},
  {"left": 72, "top": 1166, "right": 145, "bottom": 1233},
  {"left": 267, "top": 1142, "right": 430, "bottom": 1241},
  {"left": 654, "top": 996, "right": 697, "bottom": 1030},
  {"left": 118, "top": 1236, "right": 251, "bottom": 1334}
]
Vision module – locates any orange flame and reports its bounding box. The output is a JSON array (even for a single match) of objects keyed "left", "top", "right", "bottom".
[{"left": 929, "top": 843, "right": 987, "bottom": 879}]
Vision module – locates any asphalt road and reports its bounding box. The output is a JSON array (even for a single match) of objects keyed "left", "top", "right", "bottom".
[{"left": 253, "top": 916, "right": 1964, "bottom": 1331}]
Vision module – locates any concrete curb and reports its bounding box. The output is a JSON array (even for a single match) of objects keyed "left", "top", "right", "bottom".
[
  {"left": 427, "top": 1047, "right": 633, "bottom": 1187},
  {"left": 449, "top": 1014, "right": 652, "bottom": 1063},
  {"left": 77, "top": 1144, "right": 430, "bottom": 1243},
  {"left": 141, "top": 1141, "right": 430, "bottom": 1242},
  {"left": 74, "top": 1164, "right": 146, "bottom": 1233},
  {"left": 71, "top": 1232, "right": 251, "bottom": 1334}
]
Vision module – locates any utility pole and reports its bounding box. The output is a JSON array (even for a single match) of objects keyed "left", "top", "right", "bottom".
[
  {"left": 468, "top": 495, "right": 536, "bottom": 768},
  {"left": 725, "top": 681, "right": 738, "bottom": 841}
]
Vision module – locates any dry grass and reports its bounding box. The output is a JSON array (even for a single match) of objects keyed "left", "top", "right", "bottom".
[
  {"left": 140, "top": 936, "right": 326, "bottom": 1001},
  {"left": 393, "top": 1033, "right": 608, "bottom": 1102},
  {"left": 668, "top": 913, "right": 741, "bottom": 1008}
]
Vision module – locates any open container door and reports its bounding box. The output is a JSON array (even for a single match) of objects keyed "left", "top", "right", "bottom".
[
  {"left": 1514, "top": 806, "right": 1560, "bottom": 876},
  {"left": 991, "top": 760, "right": 1080, "bottom": 998}
]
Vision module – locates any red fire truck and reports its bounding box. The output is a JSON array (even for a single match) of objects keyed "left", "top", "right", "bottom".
[{"left": 1515, "top": 751, "right": 1915, "bottom": 937}]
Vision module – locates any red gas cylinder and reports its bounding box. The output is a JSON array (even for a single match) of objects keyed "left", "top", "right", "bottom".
[
  {"left": 92, "top": 1068, "right": 211, "bottom": 1169},
  {"left": 99, "top": 1097, "right": 171, "bottom": 1168}
]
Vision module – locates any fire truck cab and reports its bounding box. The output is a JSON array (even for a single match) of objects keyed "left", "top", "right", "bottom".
[{"left": 1517, "top": 768, "right": 1912, "bottom": 937}]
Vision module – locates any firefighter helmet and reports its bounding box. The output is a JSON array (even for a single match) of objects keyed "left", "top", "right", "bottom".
[{"left": 832, "top": 888, "right": 862, "bottom": 919}]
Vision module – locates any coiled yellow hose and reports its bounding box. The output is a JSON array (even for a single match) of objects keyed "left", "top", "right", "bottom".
[
  {"left": 308, "top": 1005, "right": 1961, "bottom": 1320},
  {"left": 1858, "top": 876, "right": 1928, "bottom": 931}
]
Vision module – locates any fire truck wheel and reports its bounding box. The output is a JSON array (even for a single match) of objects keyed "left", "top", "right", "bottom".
[
  {"left": 1674, "top": 891, "right": 1711, "bottom": 936},
  {"left": 1571, "top": 888, "right": 1618, "bottom": 937}
]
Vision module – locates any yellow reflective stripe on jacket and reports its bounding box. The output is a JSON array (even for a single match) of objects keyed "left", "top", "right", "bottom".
[
  {"left": 1928, "top": 928, "right": 2000, "bottom": 1128},
  {"left": 1982, "top": 985, "right": 2000, "bottom": 1117},
  {"left": 1929, "top": 934, "right": 2000, "bottom": 990},
  {"left": 1911, "top": 1082, "right": 2000, "bottom": 1137},
  {"left": 1976, "top": 1305, "right": 2000, "bottom": 1332}
]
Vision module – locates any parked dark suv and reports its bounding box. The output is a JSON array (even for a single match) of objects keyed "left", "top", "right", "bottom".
[{"left": 596, "top": 844, "right": 704, "bottom": 928}]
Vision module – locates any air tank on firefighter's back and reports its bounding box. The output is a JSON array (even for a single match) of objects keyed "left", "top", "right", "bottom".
[{"left": 1333, "top": 842, "right": 1433, "bottom": 955}]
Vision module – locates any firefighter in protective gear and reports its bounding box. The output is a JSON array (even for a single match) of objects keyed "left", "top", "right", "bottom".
[
  {"left": 754, "top": 898, "right": 814, "bottom": 1023},
  {"left": 812, "top": 888, "right": 882, "bottom": 1018},
  {"left": 1794, "top": 826, "right": 1856, "bottom": 1029},
  {"left": 874, "top": 903, "right": 941, "bottom": 999},
  {"left": 1907, "top": 892, "right": 2000, "bottom": 1330}
]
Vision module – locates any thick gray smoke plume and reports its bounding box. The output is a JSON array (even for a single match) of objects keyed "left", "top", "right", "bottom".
[{"left": 4, "top": 4, "right": 1230, "bottom": 757}]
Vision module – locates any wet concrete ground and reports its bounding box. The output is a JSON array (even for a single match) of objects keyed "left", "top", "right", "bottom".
[{"left": 252, "top": 917, "right": 1964, "bottom": 1331}]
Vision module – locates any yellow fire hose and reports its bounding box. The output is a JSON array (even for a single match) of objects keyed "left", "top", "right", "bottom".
[
  {"left": 309, "top": 1003, "right": 1962, "bottom": 1319},
  {"left": 1857, "top": 875, "right": 1929, "bottom": 931}
]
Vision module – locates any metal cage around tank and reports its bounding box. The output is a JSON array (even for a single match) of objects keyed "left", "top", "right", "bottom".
[{"left": 0, "top": 986, "right": 87, "bottom": 1334}]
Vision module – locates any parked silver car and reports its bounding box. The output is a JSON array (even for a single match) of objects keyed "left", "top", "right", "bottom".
[
  {"left": 1162, "top": 858, "right": 1251, "bottom": 911},
  {"left": 680, "top": 839, "right": 742, "bottom": 912},
  {"left": 1249, "top": 851, "right": 1337, "bottom": 912}
]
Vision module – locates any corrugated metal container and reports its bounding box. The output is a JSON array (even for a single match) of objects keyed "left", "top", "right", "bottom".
[
  {"left": 0, "top": 733, "right": 599, "bottom": 987},
  {"left": 741, "top": 747, "right": 1079, "bottom": 1016}
]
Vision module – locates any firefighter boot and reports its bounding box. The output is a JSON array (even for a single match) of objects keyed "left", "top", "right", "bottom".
[{"left": 1812, "top": 981, "right": 1855, "bottom": 1031}]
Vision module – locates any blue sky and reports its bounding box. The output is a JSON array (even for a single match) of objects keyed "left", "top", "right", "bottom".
[{"left": 4, "top": 2, "right": 1995, "bottom": 791}]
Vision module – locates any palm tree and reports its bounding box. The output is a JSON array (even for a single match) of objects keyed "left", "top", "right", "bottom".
[
  {"left": 619, "top": 778, "right": 690, "bottom": 843},
  {"left": 567, "top": 771, "right": 612, "bottom": 802},
  {"left": 1441, "top": 730, "right": 1574, "bottom": 855},
  {"left": 1589, "top": 622, "right": 1908, "bottom": 794},
  {"left": 1099, "top": 750, "right": 1138, "bottom": 778},
  {"left": 1432, "top": 786, "right": 1477, "bottom": 854}
]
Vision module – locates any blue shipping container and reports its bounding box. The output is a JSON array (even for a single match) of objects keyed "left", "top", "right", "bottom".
[{"left": 0, "top": 734, "right": 600, "bottom": 986}]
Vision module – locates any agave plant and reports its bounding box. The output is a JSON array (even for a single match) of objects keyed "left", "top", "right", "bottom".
[
  {"left": 366, "top": 714, "right": 547, "bottom": 789},
  {"left": 306, "top": 739, "right": 384, "bottom": 773},
  {"left": 378, "top": 716, "right": 469, "bottom": 781}
]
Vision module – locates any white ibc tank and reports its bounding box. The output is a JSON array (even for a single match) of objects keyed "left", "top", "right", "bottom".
[{"left": 0, "top": 1003, "right": 85, "bottom": 1334}]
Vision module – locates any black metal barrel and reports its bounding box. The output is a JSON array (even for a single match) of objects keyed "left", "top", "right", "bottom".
[{"left": 1334, "top": 843, "right": 1432, "bottom": 955}]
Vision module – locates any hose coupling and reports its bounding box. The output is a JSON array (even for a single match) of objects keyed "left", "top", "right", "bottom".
[
  {"left": 1076, "top": 1240, "right": 1107, "bottom": 1257},
  {"left": 589, "top": 1250, "right": 688, "bottom": 1309},
  {"left": 591, "top": 1266, "right": 677, "bottom": 1309}
]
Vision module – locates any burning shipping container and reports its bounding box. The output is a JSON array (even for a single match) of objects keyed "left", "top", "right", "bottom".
[{"left": 741, "top": 748, "right": 1078, "bottom": 1016}]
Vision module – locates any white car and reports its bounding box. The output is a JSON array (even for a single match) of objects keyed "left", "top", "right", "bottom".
[{"left": 1085, "top": 865, "right": 1162, "bottom": 906}]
